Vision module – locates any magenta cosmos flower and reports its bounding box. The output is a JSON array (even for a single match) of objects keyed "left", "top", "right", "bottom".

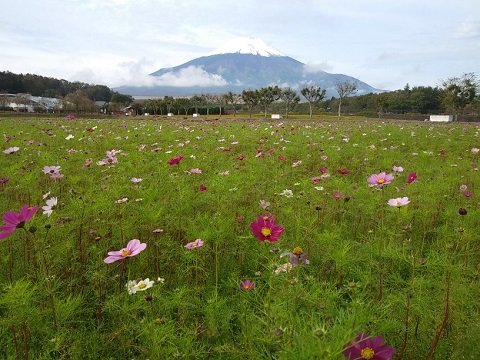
[
  {"left": 104, "top": 239, "right": 147, "bottom": 263},
  {"left": 387, "top": 197, "right": 410, "bottom": 208},
  {"left": 0, "top": 205, "right": 39, "bottom": 240},
  {"left": 367, "top": 172, "right": 394, "bottom": 187},
  {"left": 343, "top": 333, "right": 396, "bottom": 360},
  {"left": 168, "top": 154, "right": 184, "bottom": 165},
  {"left": 184, "top": 239, "right": 204, "bottom": 249},
  {"left": 250, "top": 214, "right": 284, "bottom": 242},
  {"left": 240, "top": 279, "right": 255, "bottom": 291}
]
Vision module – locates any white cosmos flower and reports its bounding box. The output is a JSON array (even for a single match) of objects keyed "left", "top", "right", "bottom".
[
  {"left": 278, "top": 189, "right": 293, "bottom": 198},
  {"left": 42, "top": 197, "right": 58, "bottom": 217},
  {"left": 126, "top": 280, "right": 138, "bottom": 294},
  {"left": 133, "top": 278, "right": 154, "bottom": 292}
]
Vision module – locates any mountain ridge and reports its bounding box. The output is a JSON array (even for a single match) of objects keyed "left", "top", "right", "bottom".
[{"left": 115, "top": 37, "right": 383, "bottom": 97}]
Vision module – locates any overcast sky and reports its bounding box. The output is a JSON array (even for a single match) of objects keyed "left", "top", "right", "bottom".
[{"left": 1, "top": 0, "right": 479, "bottom": 92}]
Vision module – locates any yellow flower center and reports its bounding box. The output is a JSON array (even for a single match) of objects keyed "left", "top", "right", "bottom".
[
  {"left": 396, "top": 201, "right": 402, "bottom": 207},
  {"left": 121, "top": 249, "right": 131, "bottom": 257},
  {"left": 262, "top": 215, "right": 269, "bottom": 220},
  {"left": 243, "top": 285, "right": 250, "bottom": 290},
  {"left": 361, "top": 347, "right": 375, "bottom": 360},
  {"left": 191, "top": 242, "right": 198, "bottom": 247},
  {"left": 138, "top": 283, "right": 147, "bottom": 289},
  {"left": 292, "top": 246, "right": 303, "bottom": 255},
  {"left": 261, "top": 227, "right": 272, "bottom": 237},
  {"left": 377, "top": 178, "right": 385, "bottom": 184}
]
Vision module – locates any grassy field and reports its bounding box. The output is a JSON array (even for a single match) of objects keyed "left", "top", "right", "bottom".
[{"left": 0, "top": 114, "right": 479, "bottom": 359}]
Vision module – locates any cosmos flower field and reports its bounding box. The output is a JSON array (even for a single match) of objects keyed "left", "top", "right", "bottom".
[{"left": 0, "top": 115, "right": 479, "bottom": 359}]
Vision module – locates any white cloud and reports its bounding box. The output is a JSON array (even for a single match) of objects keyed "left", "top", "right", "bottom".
[
  {"left": 303, "top": 62, "right": 334, "bottom": 74},
  {"left": 453, "top": 18, "right": 480, "bottom": 39},
  {"left": 133, "top": 66, "right": 229, "bottom": 87}
]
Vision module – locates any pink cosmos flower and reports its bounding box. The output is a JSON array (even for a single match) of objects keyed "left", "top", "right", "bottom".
[
  {"left": 463, "top": 191, "right": 474, "bottom": 197},
  {"left": 392, "top": 165, "right": 404, "bottom": 172},
  {"left": 387, "top": 197, "right": 410, "bottom": 208},
  {"left": 0, "top": 205, "right": 39, "bottom": 240},
  {"left": 4, "top": 147, "right": 20, "bottom": 154},
  {"left": 459, "top": 184, "right": 468, "bottom": 191},
  {"left": 189, "top": 168, "right": 202, "bottom": 174},
  {"left": 0, "top": 176, "right": 9, "bottom": 184},
  {"left": 168, "top": 155, "right": 184, "bottom": 165},
  {"left": 332, "top": 192, "right": 345, "bottom": 200},
  {"left": 43, "top": 165, "right": 61, "bottom": 175},
  {"left": 199, "top": 184, "right": 207, "bottom": 192},
  {"left": 407, "top": 172, "right": 417, "bottom": 183},
  {"left": 240, "top": 279, "right": 255, "bottom": 291},
  {"left": 343, "top": 333, "right": 396, "bottom": 360},
  {"left": 250, "top": 214, "right": 284, "bottom": 242},
  {"left": 471, "top": 147, "right": 479, "bottom": 154},
  {"left": 104, "top": 239, "right": 147, "bottom": 263},
  {"left": 130, "top": 177, "right": 143, "bottom": 183},
  {"left": 82, "top": 159, "right": 93, "bottom": 168},
  {"left": 259, "top": 200, "right": 270, "bottom": 210},
  {"left": 184, "top": 239, "right": 204, "bottom": 249},
  {"left": 367, "top": 172, "right": 394, "bottom": 187},
  {"left": 280, "top": 247, "right": 309, "bottom": 266},
  {"left": 337, "top": 169, "right": 349, "bottom": 174}
]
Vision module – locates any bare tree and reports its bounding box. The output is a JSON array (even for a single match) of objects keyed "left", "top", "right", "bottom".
[
  {"left": 216, "top": 94, "right": 226, "bottom": 116},
  {"left": 335, "top": 80, "right": 358, "bottom": 118},
  {"left": 224, "top": 92, "right": 242, "bottom": 117},
  {"left": 279, "top": 87, "right": 300, "bottom": 119},
  {"left": 202, "top": 93, "right": 216, "bottom": 118},
  {"left": 300, "top": 85, "right": 326, "bottom": 119}
]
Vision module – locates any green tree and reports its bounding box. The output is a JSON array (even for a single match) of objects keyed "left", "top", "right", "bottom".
[
  {"left": 110, "top": 93, "right": 133, "bottom": 105},
  {"left": 258, "top": 86, "right": 281, "bottom": 118},
  {"left": 241, "top": 90, "right": 259, "bottom": 118},
  {"left": 175, "top": 98, "right": 191, "bottom": 115},
  {"left": 300, "top": 84, "right": 326, "bottom": 119},
  {"left": 441, "top": 73, "right": 478, "bottom": 120},
  {"left": 63, "top": 90, "right": 95, "bottom": 113},
  {"left": 191, "top": 95, "right": 204, "bottom": 114}
]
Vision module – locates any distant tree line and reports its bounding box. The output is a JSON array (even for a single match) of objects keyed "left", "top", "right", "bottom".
[
  {"left": 134, "top": 73, "right": 479, "bottom": 120},
  {"left": 0, "top": 71, "right": 120, "bottom": 102},
  {"left": 1, "top": 70, "right": 479, "bottom": 120}
]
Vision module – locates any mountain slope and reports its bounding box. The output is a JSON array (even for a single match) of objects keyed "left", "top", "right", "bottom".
[{"left": 115, "top": 37, "right": 381, "bottom": 97}]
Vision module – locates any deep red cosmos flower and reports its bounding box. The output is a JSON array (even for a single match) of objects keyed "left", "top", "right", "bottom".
[
  {"left": 407, "top": 172, "right": 417, "bottom": 183},
  {"left": 167, "top": 155, "right": 184, "bottom": 165},
  {"left": 250, "top": 214, "right": 284, "bottom": 242}
]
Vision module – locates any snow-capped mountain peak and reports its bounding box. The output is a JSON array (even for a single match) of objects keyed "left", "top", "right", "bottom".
[{"left": 209, "top": 37, "right": 285, "bottom": 57}]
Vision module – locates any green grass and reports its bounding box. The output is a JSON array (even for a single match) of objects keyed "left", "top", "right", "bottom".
[{"left": 0, "top": 115, "right": 479, "bottom": 359}]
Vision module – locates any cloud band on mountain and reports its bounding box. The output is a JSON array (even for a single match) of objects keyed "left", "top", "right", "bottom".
[{"left": 146, "top": 66, "right": 228, "bottom": 87}]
